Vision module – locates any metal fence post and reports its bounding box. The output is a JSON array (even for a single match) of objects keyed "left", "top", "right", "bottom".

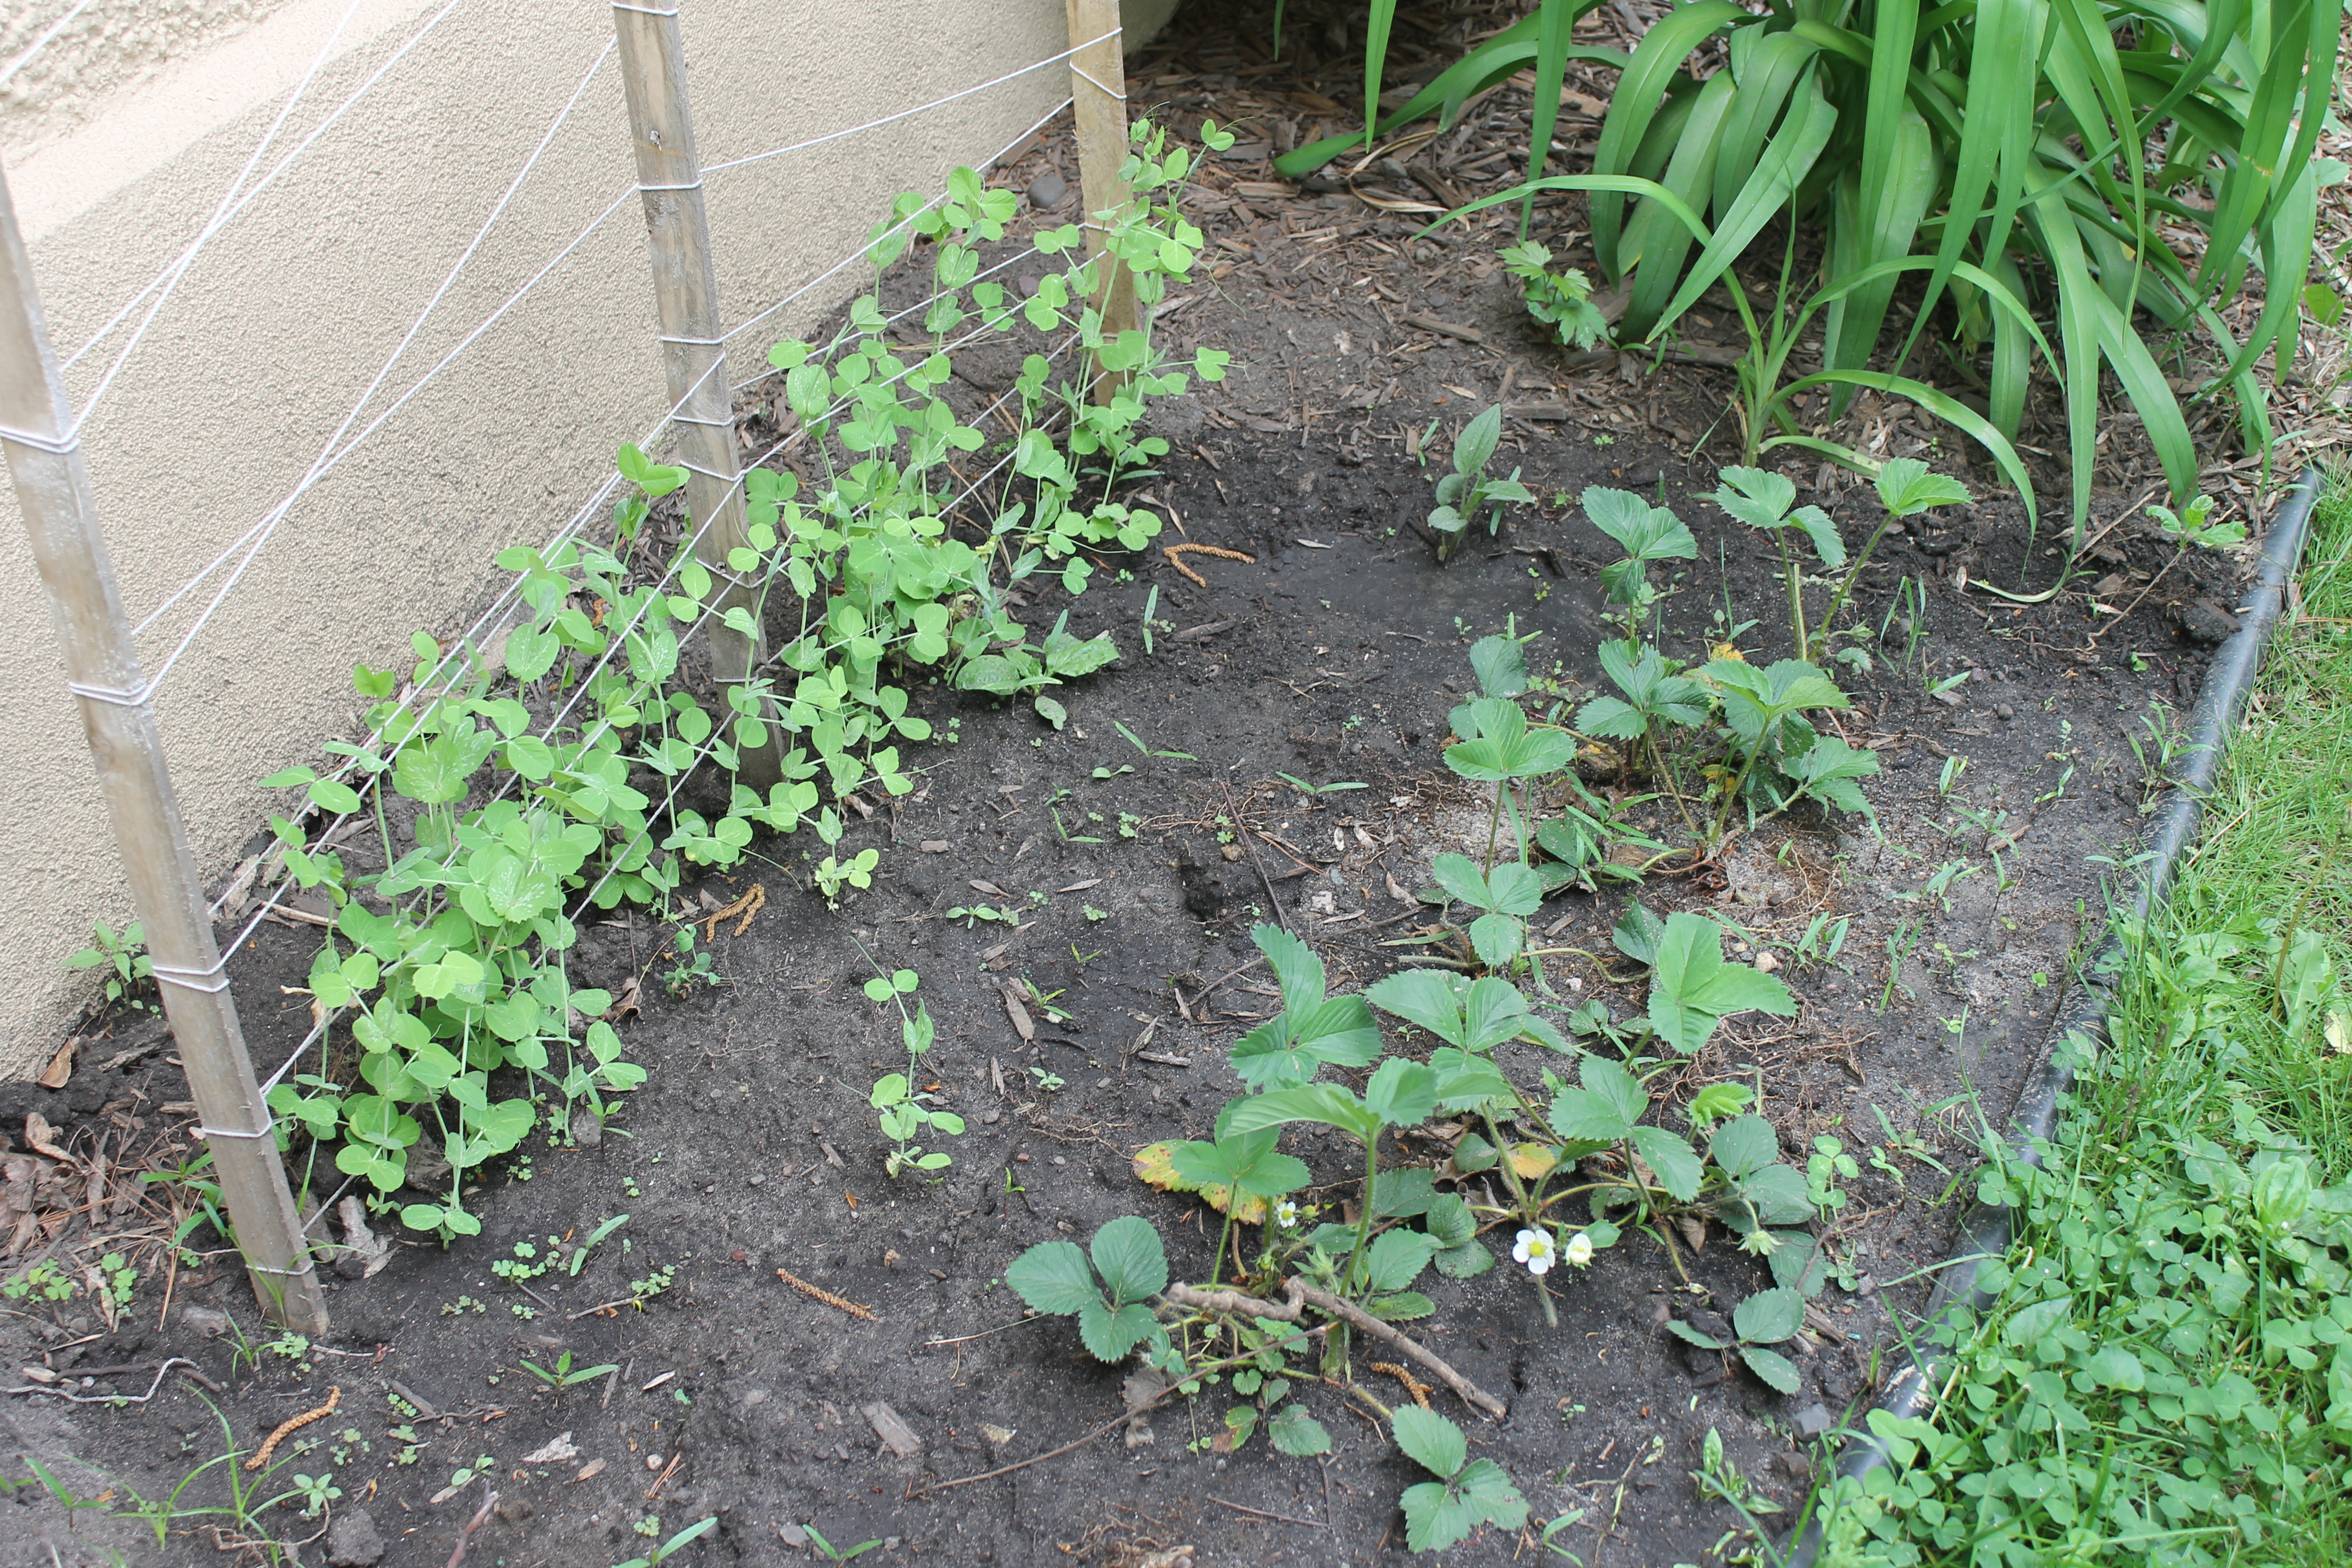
[
  {"left": 611, "top": 1, "right": 783, "bottom": 790},
  {"left": 1064, "top": 0, "right": 1137, "bottom": 401},
  {"left": 0, "top": 161, "right": 329, "bottom": 1335}
]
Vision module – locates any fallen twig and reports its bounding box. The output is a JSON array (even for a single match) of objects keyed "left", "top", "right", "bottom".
[
  {"left": 1206, "top": 1495, "right": 1322, "bottom": 1527},
  {"left": 4, "top": 1357, "right": 208, "bottom": 1403},
  {"left": 1162, "top": 1282, "right": 1300, "bottom": 1320},
  {"left": 247, "top": 1385, "right": 339, "bottom": 1469},
  {"left": 445, "top": 1484, "right": 498, "bottom": 1568},
  {"left": 776, "top": 1267, "right": 876, "bottom": 1322},
  {"left": 904, "top": 1413, "right": 1131, "bottom": 1499},
  {"left": 1285, "top": 1280, "right": 1507, "bottom": 1419}
]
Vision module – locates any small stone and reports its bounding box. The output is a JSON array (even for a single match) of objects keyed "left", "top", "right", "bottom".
[
  {"left": 1996, "top": 703, "right": 2016, "bottom": 720},
  {"left": 1220, "top": 844, "right": 1243, "bottom": 862},
  {"left": 176, "top": 1304, "right": 231, "bottom": 1338},
  {"left": 570, "top": 1110, "right": 602, "bottom": 1150},
  {"left": 1027, "top": 170, "right": 1069, "bottom": 209},
  {"left": 2177, "top": 598, "right": 2239, "bottom": 646},
  {"left": 747, "top": 1174, "right": 765, "bottom": 1187},
  {"left": 1793, "top": 1402, "right": 1834, "bottom": 1439},
  {"left": 778, "top": 1523, "right": 810, "bottom": 1548},
  {"left": 326, "top": 1507, "right": 386, "bottom": 1567},
  {"left": 920, "top": 841, "right": 951, "bottom": 853},
  {"left": 982, "top": 1109, "right": 1001, "bottom": 1124}
]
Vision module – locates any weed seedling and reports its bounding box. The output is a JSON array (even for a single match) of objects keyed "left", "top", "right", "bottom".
[
  {"left": 520, "top": 1349, "right": 620, "bottom": 1390},
  {"left": 613, "top": 1516, "right": 719, "bottom": 1567},
  {"left": 65, "top": 919, "right": 154, "bottom": 1010},
  {"left": 1429, "top": 405, "right": 1537, "bottom": 563}
]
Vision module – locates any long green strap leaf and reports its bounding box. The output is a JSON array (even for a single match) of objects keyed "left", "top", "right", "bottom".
[
  {"left": 1364, "top": 0, "right": 1398, "bottom": 155},
  {"left": 1856, "top": 0, "right": 1924, "bottom": 273},
  {"left": 1429, "top": 173, "right": 1716, "bottom": 251},
  {"left": 1525, "top": 0, "right": 1576, "bottom": 233},
  {"left": 1904, "top": 0, "right": 2033, "bottom": 356},
  {"left": 1645, "top": 75, "right": 1839, "bottom": 340},
  {"left": 1591, "top": 0, "right": 1748, "bottom": 277},
  {"left": 1765, "top": 369, "right": 2038, "bottom": 532},
  {"left": 1623, "top": 73, "right": 1739, "bottom": 333},
  {"left": 1712, "top": 30, "right": 1821, "bottom": 217}
]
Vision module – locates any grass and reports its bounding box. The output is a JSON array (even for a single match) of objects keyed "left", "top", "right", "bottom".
[{"left": 1801, "top": 477, "right": 2352, "bottom": 1565}]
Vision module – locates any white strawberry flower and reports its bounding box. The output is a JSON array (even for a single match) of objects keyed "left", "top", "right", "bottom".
[
  {"left": 1276, "top": 1200, "right": 1298, "bottom": 1229},
  {"left": 1513, "top": 1227, "right": 1558, "bottom": 1276},
  {"left": 1565, "top": 1231, "right": 1595, "bottom": 1267}
]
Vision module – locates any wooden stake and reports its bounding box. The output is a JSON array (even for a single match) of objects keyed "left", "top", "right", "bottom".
[
  {"left": 1064, "top": 0, "right": 1137, "bottom": 401},
  {"left": 0, "top": 161, "right": 328, "bottom": 1335},
  {"left": 612, "top": 2, "right": 782, "bottom": 788}
]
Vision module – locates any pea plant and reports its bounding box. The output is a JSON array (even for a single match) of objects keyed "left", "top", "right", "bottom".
[
  {"left": 861, "top": 962, "right": 961, "bottom": 1178},
  {"left": 246, "top": 121, "right": 1231, "bottom": 1241}
]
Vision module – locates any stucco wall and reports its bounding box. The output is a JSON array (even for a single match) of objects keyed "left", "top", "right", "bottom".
[{"left": 0, "top": 0, "right": 1180, "bottom": 1075}]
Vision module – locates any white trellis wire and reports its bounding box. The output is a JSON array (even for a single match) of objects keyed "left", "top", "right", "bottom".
[{"left": 197, "top": 64, "right": 1106, "bottom": 1102}]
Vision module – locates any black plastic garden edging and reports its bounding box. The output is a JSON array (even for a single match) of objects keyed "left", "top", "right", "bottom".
[{"left": 1782, "top": 465, "right": 2326, "bottom": 1567}]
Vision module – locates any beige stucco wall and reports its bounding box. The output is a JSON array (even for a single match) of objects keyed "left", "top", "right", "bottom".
[{"left": 0, "top": 0, "right": 1181, "bottom": 1075}]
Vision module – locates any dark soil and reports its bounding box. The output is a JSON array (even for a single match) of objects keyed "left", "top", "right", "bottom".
[{"left": 3, "top": 4, "right": 2279, "bottom": 1565}]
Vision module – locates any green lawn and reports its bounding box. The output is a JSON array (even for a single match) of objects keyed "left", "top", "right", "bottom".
[{"left": 1808, "top": 477, "right": 2352, "bottom": 1567}]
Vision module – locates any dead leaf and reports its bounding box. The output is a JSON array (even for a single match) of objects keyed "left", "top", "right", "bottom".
[
  {"left": 35, "top": 1039, "right": 73, "bottom": 1091},
  {"left": 1132, "top": 1141, "right": 1268, "bottom": 1223},
  {"left": 1386, "top": 872, "right": 1413, "bottom": 902},
  {"left": 1121, "top": 1365, "right": 1171, "bottom": 1415},
  {"left": 337, "top": 1195, "right": 393, "bottom": 1280},
  {"left": 1508, "top": 1142, "right": 1559, "bottom": 1182},
  {"left": 604, "top": 976, "right": 641, "bottom": 1023},
  {"left": 970, "top": 879, "right": 1010, "bottom": 899},
  {"left": 990, "top": 1057, "right": 1006, "bottom": 1097},
  {"left": 1057, "top": 878, "right": 1103, "bottom": 893},
  {"left": 1676, "top": 1215, "right": 1708, "bottom": 1254},
  {"left": 843, "top": 1190, "right": 858, "bottom": 1211},
  {"left": 572, "top": 1459, "right": 606, "bottom": 1484},
  {"left": 24, "top": 1114, "right": 70, "bottom": 1162},
  {"left": 863, "top": 1401, "right": 922, "bottom": 1456},
  {"left": 522, "top": 1433, "right": 579, "bottom": 1464},
  {"left": 980, "top": 1423, "right": 1016, "bottom": 1446},
  {"left": 1001, "top": 987, "right": 1035, "bottom": 1042}
]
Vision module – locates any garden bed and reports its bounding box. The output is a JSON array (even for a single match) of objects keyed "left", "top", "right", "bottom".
[
  {"left": 4, "top": 418, "right": 2244, "bottom": 1568},
  {"left": 0, "top": 4, "right": 2300, "bottom": 1561}
]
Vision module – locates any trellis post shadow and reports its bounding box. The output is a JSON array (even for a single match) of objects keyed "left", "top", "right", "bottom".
[
  {"left": 611, "top": 0, "right": 785, "bottom": 790},
  {"left": 1065, "top": 0, "right": 1137, "bottom": 401},
  {"left": 0, "top": 162, "right": 330, "bottom": 1333}
]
